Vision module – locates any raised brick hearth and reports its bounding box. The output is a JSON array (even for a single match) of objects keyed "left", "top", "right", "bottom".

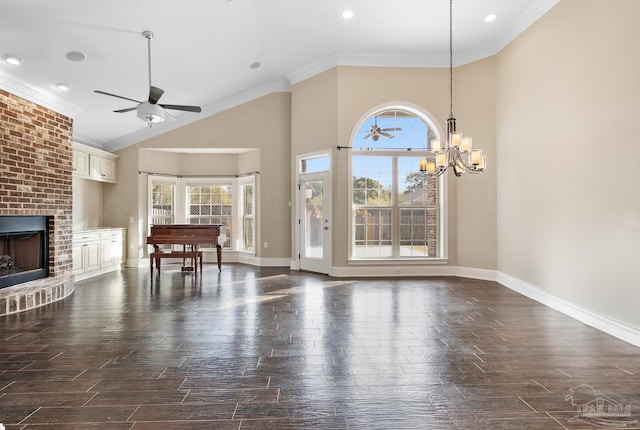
[{"left": 0, "top": 89, "right": 74, "bottom": 315}]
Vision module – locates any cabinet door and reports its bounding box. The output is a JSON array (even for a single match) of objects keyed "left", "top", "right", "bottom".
[
  {"left": 114, "top": 232, "right": 124, "bottom": 264},
  {"left": 100, "top": 239, "right": 114, "bottom": 268},
  {"left": 100, "top": 230, "right": 124, "bottom": 268},
  {"left": 72, "top": 242, "right": 86, "bottom": 275},
  {"left": 85, "top": 241, "right": 101, "bottom": 272},
  {"left": 99, "top": 158, "right": 116, "bottom": 181},
  {"left": 73, "top": 150, "right": 90, "bottom": 177},
  {"left": 90, "top": 156, "right": 116, "bottom": 182}
]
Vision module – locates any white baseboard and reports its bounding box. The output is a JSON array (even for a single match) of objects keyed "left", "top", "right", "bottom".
[
  {"left": 328, "top": 265, "right": 498, "bottom": 280},
  {"left": 329, "top": 265, "right": 456, "bottom": 277},
  {"left": 497, "top": 272, "right": 640, "bottom": 348}
]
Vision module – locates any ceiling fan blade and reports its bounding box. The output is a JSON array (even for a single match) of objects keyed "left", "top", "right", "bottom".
[
  {"left": 113, "top": 107, "right": 138, "bottom": 113},
  {"left": 159, "top": 104, "right": 201, "bottom": 113},
  {"left": 94, "top": 90, "right": 142, "bottom": 104},
  {"left": 363, "top": 133, "right": 372, "bottom": 140},
  {"left": 382, "top": 127, "right": 402, "bottom": 132},
  {"left": 380, "top": 132, "right": 392, "bottom": 138},
  {"left": 148, "top": 86, "right": 164, "bottom": 104}
]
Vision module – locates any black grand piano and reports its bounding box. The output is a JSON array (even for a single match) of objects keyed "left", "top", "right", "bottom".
[{"left": 146, "top": 224, "right": 222, "bottom": 275}]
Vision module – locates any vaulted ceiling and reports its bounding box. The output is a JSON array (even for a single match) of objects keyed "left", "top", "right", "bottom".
[{"left": 0, "top": 0, "right": 558, "bottom": 151}]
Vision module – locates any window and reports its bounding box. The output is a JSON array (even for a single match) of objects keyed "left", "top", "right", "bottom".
[
  {"left": 150, "top": 182, "right": 175, "bottom": 225},
  {"left": 350, "top": 108, "right": 442, "bottom": 260},
  {"left": 240, "top": 182, "right": 255, "bottom": 252},
  {"left": 148, "top": 175, "right": 255, "bottom": 253},
  {"left": 187, "top": 184, "right": 232, "bottom": 248}
]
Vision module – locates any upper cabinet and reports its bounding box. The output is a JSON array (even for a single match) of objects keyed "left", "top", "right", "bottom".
[
  {"left": 73, "top": 149, "right": 90, "bottom": 177},
  {"left": 72, "top": 142, "right": 119, "bottom": 183},
  {"left": 90, "top": 154, "right": 116, "bottom": 182}
]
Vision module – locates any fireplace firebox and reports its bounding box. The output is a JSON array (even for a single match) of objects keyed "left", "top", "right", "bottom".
[{"left": 0, "top": 216, "right": 50, "bottom": 289}]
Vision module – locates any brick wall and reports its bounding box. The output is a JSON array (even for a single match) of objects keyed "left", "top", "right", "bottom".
[{"left": 0, "top": 89, "right": 74, "bottom": 313}]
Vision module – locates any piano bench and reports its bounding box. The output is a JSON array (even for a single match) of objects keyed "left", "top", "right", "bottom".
[{"left": 150, "top": 250, "right": 203, "bottom": 276}]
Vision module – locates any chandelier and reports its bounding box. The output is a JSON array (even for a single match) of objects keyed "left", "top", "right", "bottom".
[{"left": 420, "top": 0, "right": 486, "bottom": 177}]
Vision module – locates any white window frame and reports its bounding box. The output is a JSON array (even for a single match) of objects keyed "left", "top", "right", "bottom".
[
  {"left": 237, "top": 176, "right": 256, "bottom": 253},
  {"left": 147, "top": 174, "right": 256, "bottom": 254},
  {"left": 347, "top": 104, "right": 448, "bottom": 263}
]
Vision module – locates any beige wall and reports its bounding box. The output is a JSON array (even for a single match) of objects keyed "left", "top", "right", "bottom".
[
  {"left": 496, "top": 0, "right": 640, "bottom": 327},
  {"left": 72, "top": 176, "right": 103, "bottom": 229},
  {"left": 290, "top": 65, "right": 498, "bottom": 270},
  {"left": 455, "top": 59, "right": 497, "bottom": 270},
  {"left": 104, "top": 92, "right": 291, "bottom": 263},
  {"left": 290, "top": 69, "right": 338, "bottom": 264},
  {"left": 103, "top": 144, "right": 140, "bottom": 260}
]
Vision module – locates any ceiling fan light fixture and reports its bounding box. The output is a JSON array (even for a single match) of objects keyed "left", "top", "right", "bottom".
[
  {"left": 95, "top": 29, "right": 201, "bottom": 127},
  {"left": 137, "top": 102, "right": 165, "bottom": 126}
]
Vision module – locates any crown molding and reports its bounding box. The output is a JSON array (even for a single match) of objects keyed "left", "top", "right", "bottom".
[
  {"left": 494, "top": 0, "right": 560, "bottom": 54},
  {"left": 0, "top": 68, "right": 83, "bottom": 119}
]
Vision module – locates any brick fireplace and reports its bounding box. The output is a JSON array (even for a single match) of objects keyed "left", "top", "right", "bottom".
[{"left": 0, "top": 89, "right": 74, "bottom": 315}]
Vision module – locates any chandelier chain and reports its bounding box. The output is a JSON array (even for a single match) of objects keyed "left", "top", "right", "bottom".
[
  {"left": 419, "top": 0, "right": 486, "bottom": 176},
  {"left": 449, "top": 0, "right": 453, "bottom": 118}
]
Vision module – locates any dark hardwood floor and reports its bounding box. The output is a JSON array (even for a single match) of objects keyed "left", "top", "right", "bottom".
[{"left": 0, "top": 264, "right": 639, "bottom": 429}]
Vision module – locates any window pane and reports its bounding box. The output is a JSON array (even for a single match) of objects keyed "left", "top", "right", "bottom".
[
  {"left": 241, "top": 183, "right": 255, "bottom": 252},
  {"left": 397, "top": 208, "right": 438, "bottom": 257},
  {"left": 151, "top": 182, "right": 175, "bottom": 225},
  {"left": 187, "top": 183, "right": 233, "bottom": 249},
  {"left": 353, "top": 109, "right": 430, "bottom": 151},
  {"left": 300, "top": 155, "right": 330, "bottom": 173},
  {"left": 352, "top": 156, "right": 393, "bottom": 208}
]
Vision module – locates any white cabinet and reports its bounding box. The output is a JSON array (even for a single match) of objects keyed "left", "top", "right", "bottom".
[
  {"left": 73, "top": 228, "right": 126, "bottom": 281},
  {"left": 72, "top": 142, "right": 118, "bottom": 183},
  {"left": 90, "top": 155, "right": 116, "bottom": 182},
  {"left": 100, "top": 229, "right": 124, "bottom": 268},
  {"left": 72, "top": 232, "right": 101, "bottom": 276},
  {"left": 73, "top": 149, "right": 90, "bottom": 176}
]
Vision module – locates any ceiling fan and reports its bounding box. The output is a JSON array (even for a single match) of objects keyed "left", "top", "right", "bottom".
[
  {"left": 94, "top": 31, "right": 201, "bottom": 127},
  {"left": 363, "top": 116, "right": 401, "bottom": 141}
]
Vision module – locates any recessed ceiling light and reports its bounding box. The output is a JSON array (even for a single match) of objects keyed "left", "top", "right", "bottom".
[
  {"left": 250, "top": 62, "right": 261, "bottom": 70},
  {"left": 2, "top": 54, "right": 22, "bottom": 65},
  {"left": 342, "top": 9, "right": 354, "bottom": 20},
  {"left": 484, "top": 14, "right": 497, "bottom": 22},
  {"left": 66, "top": 51, "right": 86, "bottom": 62},
  {"left": 56, "top": 83, "right": 71, "bottom": 91}
]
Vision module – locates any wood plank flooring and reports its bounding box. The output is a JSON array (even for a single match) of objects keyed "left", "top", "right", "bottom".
[{"left": 0, "top": 264, "right": 639, "bottom": 429}]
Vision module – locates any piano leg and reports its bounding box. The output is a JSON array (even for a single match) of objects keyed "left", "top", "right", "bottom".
[
  {"left": 150, "top": 245, "right": 161, "bottom": 276},
  {"left": 155, "top": 245, "right": 161, "bottom": 274},
  {"left": 216, "top": 245, "right": 222, "bottom": 270}
]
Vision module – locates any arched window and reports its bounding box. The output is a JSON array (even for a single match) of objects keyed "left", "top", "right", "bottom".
[{"left": 349, "top": 107, "right": 444, "bottom": 260}]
